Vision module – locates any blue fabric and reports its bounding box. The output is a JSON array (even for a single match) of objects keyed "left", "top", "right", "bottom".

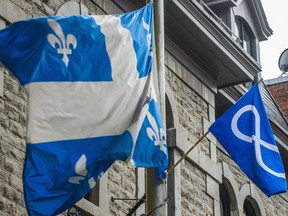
[
  {"left": 0, "top": 5, "right": 153, "bottom": 85},
  {"left": 132, "top": 99, "right": 168, "bottom": 168},
  {"left": 0, "top": 2, "right": 168, "bottom": 216},
  {"left": 23, "top": 134, "right": 132, "bottom": 215},
  {"left": 0, "top": 16, "right": 112, "bottom": 85},
  {"left": 209, "top": 83, "right": 287, "bottom": 197},
  {"left": 118, "top": 5, "right": 153, "bottom": 78}
]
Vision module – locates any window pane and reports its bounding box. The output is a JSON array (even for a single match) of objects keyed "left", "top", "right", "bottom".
[
  {"left": 235, "top": 21, "right": 241, "bottom": 43},
  {"left": 243, "top": 29, "right": 252, "bottom": 54},
  {"left": 220, "top": 184, "right": 231, "bottom": 216},
  {"left": 244, "top": 199, "right": 256, "bottom": 216},
  {"left": 235, "top": 18, "right": 256, "bottom": 60}
]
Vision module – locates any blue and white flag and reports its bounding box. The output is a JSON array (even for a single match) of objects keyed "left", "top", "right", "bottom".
[
  {"left": 0, "top": 3, "right": 168, "bottom": 215},
  {"left": 209, "top": 83, "right": 287, "bottom": 197}
]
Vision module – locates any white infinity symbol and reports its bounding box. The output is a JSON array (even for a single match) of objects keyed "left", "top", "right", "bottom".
[{"left": 231, "top": 105, "right": 285, "bottom": 179}]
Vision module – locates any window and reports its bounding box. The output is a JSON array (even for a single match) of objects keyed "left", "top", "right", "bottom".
[
  {"left": 244, "top": 199, "right": 256, "bottom": 216},
  {"left": 243, "top": 197, "right": 261, "bottom": 216},
  {"left": 85, "top": 181, "right": 100, "bottom": 205},
  {"left": 235, "top": 17, "right": 256, "bottom": 60}
]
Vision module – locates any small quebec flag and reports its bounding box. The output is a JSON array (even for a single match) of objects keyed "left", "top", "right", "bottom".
[
  {"left": 0, "top": 2, "right": 168, "bottom": 216},
  {"left": 209, "top": 83, "right": 287, "bottom": 197}
]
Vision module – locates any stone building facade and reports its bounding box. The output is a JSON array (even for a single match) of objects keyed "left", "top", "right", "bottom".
[{"left": 0, "top": 0, "right": 288, "bottom": 216}]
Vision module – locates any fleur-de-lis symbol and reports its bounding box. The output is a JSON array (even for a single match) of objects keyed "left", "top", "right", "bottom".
[
  {"left": 142, "top": 18, "right": 153, "bottom": 57},
  {"left": 68, "top": 154, "right": 100, "bottom": 189},
  {"left": 47, "top": 19, "right": 77, "bottom": 67},
  {"left": 69, "top": 154, "right": 88, "bottom": 184},
  {"left": 146, "top": 111, "right": 167, "bottom": 154}
]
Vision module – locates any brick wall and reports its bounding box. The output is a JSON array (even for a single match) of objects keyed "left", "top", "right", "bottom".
[
  {"left": 266, "top": 80, "right": 288, "bottom": 120},
  {"left": 181, "top": 162, "right": 214, "bottom": 215},
  {"left": 0, "top": 5, "right": 27, "bottom": 216},
  {"left": 0, "top": 66, "right": 27, "bottom": 215},
  {"left": 108, "top": 161, "right": 137, "bottom": 216},
  {"left": 165, "top": 51, "right": 215, "bottom": 215}
]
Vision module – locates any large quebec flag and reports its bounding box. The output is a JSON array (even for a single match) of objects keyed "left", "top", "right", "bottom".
[
  {"left": 209, "top": 83, "right": 287, "bottom": 197},
  {"left": 0, "top": 2, "right": 168, "bottom": 215}
]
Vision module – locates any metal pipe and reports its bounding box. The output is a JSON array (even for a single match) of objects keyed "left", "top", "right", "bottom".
[
  {"left": 146, "top": 0, "right": 167, "bottom": 215},
  {"left": 126, "top": 194, "right": 146, "bottom": 216}
]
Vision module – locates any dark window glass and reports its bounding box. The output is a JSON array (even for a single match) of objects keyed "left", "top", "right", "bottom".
[
  {"left": 244, "top": 199, "right": 257, "bottom": 216},
  {"left": 235, "top": 18, "right": 256, "bottom": 60},
  {"left": 220, "top": 184, "right": 231, "bottom": 216}
]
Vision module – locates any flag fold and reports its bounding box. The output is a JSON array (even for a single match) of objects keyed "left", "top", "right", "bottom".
[
  {"left": 209, "top": 83, "right": 287, "bottom": 197},
  {"left": 0, "top": 2, "right": 168, "bottom": 215}
]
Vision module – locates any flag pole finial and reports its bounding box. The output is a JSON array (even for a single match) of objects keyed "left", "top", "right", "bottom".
[{"left": 258, "top": 78, "right": 263, "bottom": 84}]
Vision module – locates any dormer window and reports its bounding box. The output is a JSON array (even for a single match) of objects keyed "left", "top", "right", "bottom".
[{"left": 235, "top": 17, "right": 257, "bottom": 60}]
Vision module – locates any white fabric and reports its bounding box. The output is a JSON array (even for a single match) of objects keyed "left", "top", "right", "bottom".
[{"left": 26, "top": 15, "right": 148, "bottom": 144}]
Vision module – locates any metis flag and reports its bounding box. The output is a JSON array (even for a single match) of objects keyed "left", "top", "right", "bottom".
[
  {"left": 0, "top": 3, "right": 168, "bottom": 215},
  {"left": 209, "top": 83, "right": 287, "bottom": 197}
]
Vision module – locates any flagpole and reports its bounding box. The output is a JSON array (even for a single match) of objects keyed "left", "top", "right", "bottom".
[
  {"left": 164, "top": 79, "right": 264, "bottom": 175},
  {"left": 146, "top": 0, "right": 167, "bottom": 215},
  {"left": 258, "top": 78, "right": 263, "bottom": 84},
  {"left": 166, "top": 80, "right": 264, "bottom": 177},
  {"left": 166, "top": 131, "right": 209, "bottom": 175}
]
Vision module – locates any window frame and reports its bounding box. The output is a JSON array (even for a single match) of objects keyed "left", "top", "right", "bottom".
[{"left": 235, "top": 16, "right": 257, "bottom": 60}]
